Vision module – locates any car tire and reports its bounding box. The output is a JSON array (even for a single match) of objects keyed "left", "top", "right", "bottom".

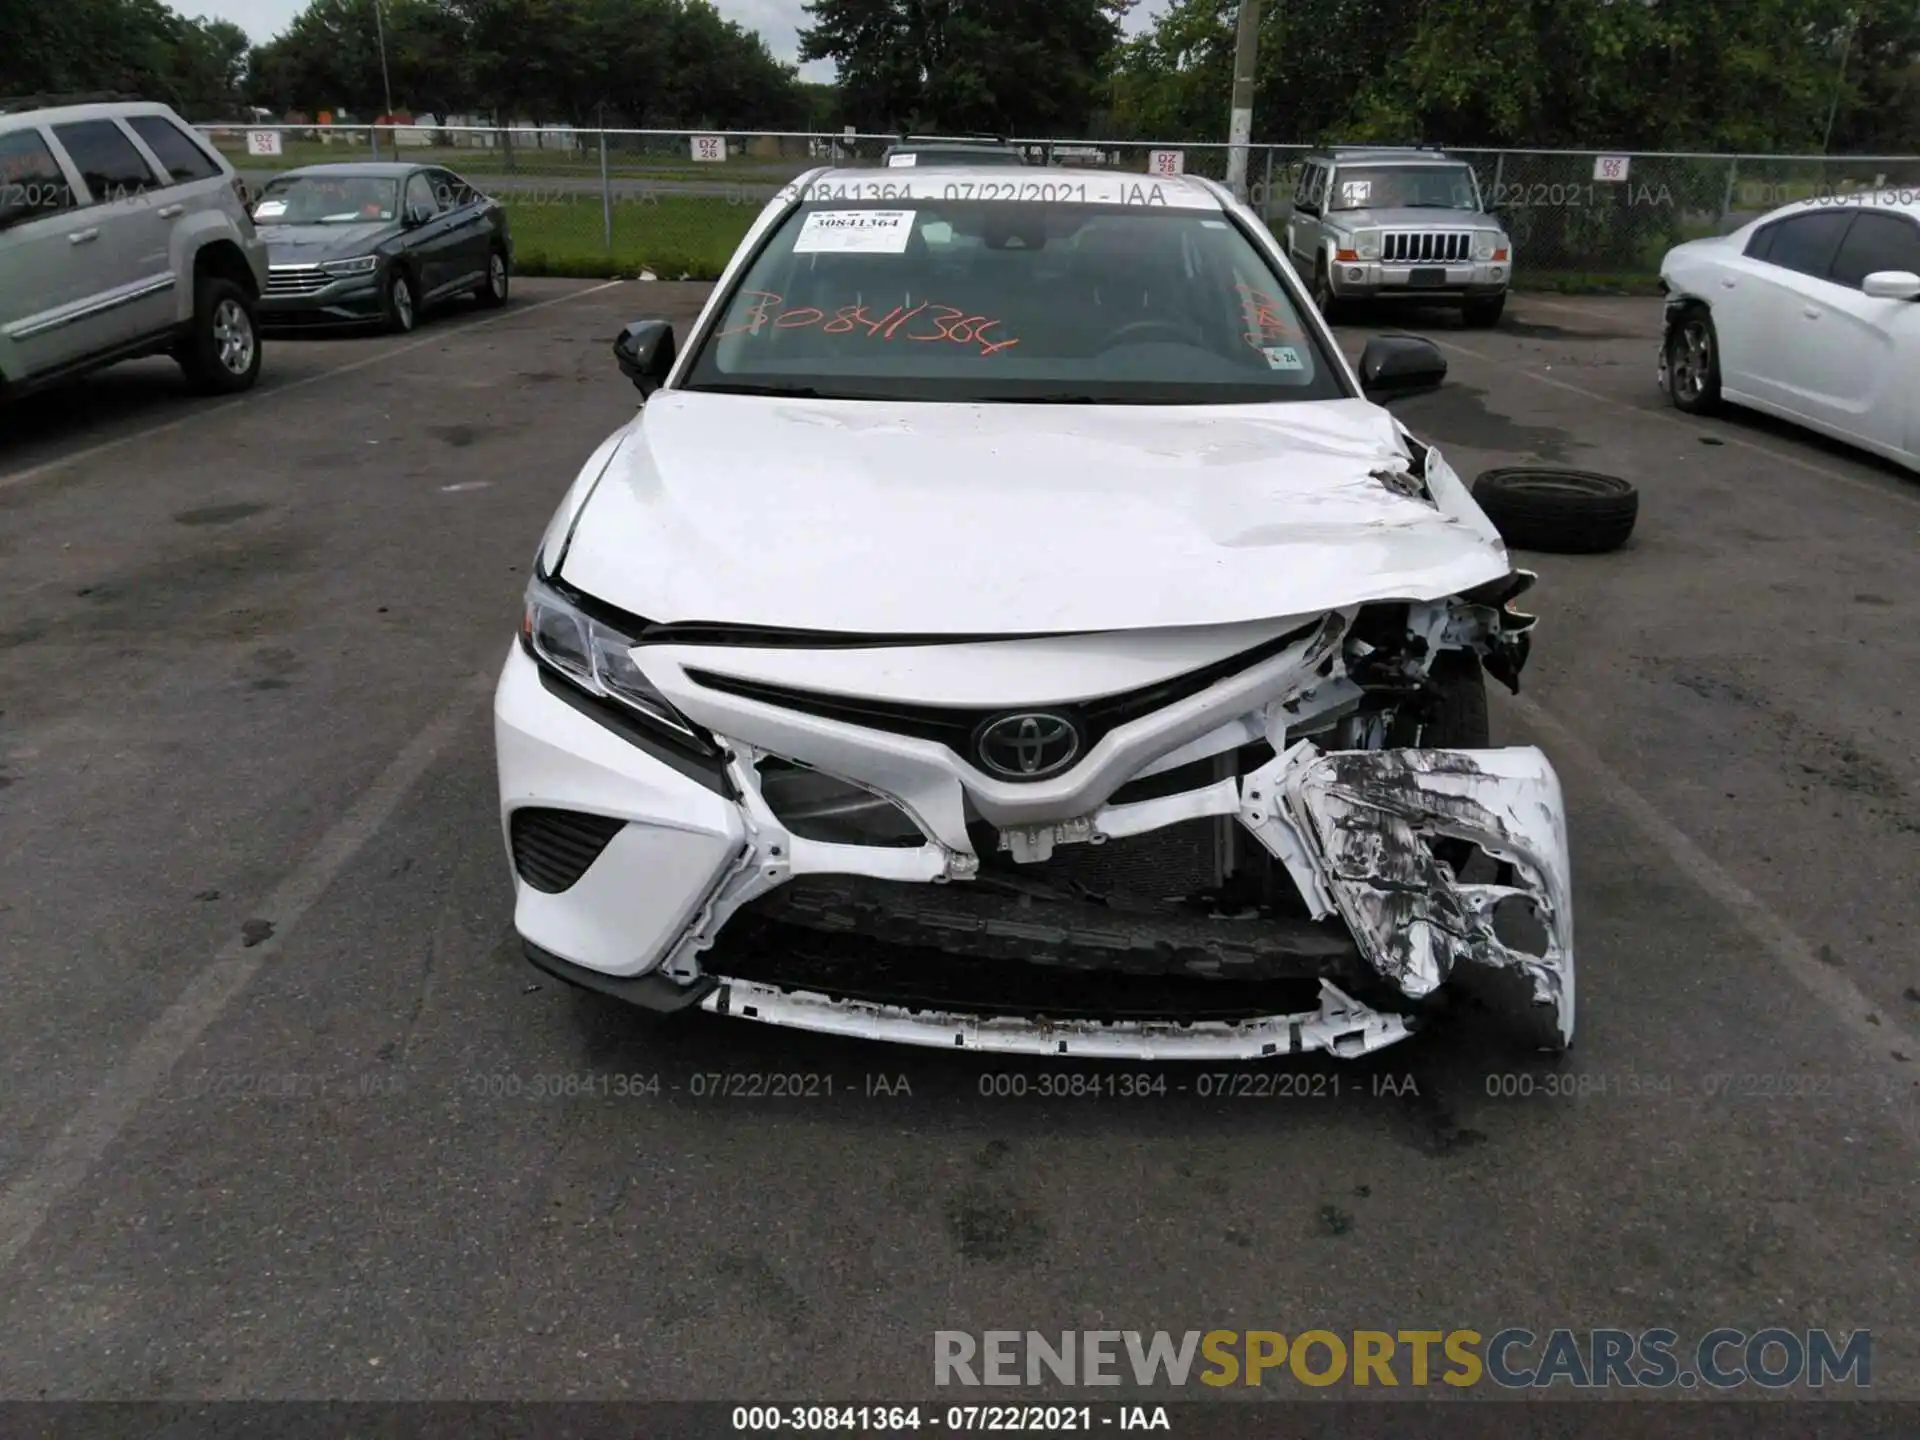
[
  {"left": 1471, "top": 467, "right": 1639, "bottom": 554},
  {"left": 382, "top": 267, "right": 418, "bottom": 334},
  {"left": 475, "top": 246, "right": 510, "bottom": 308},
  {"left": 175, "top": 278, "right": 262, "bottom": 395},
  {"left": 1311, "top": 258, "right": 1343, "bottom": 322},
  {"left": 1418, "top": 649, "right": 1491, "bottom": 748},
  {"left": 1460, "top": 293, "right": 1505, "bottom": 328},
  {"left": 1664, "top": 305, "right": 1722, "bottom": 414}
]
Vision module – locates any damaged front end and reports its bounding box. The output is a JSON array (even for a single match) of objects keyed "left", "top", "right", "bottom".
[{"left": 622, "top": 574, "right": 1574, "bottom": 1062}]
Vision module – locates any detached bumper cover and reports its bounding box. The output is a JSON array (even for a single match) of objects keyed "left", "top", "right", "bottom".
[{"left": 495, "top": 645, "right": 1575, "bottom": 1059}]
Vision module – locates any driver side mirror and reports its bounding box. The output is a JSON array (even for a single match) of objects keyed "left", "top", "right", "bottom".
[
  {"left": 1357, "top": 334, "right": 1447, "bottom": 401},
  {"left": 613, "top": 319, "right": 676, "bottom": 397},
  {"left": 1862, "top": 269, "right": 1920, "bottom": 300},
  {"left": 403, "top": 205, "right": 433, "bottom": 227}
]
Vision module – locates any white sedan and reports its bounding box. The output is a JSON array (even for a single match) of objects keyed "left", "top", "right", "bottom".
[
  {"left": 493, "top": 165, "right": 1575, "bottom": 1061},
  {"left": 1659, "top": 192, "right": 1920, "bottom": 467}
]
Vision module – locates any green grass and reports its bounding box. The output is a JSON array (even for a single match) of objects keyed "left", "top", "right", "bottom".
[
  {"left": 502, "top": 195, "right": 747, "bottom": 280},
  {"left": 209, "top": 135, "right": 811, "bottom": 181},
  {"left": 498, "top": 193, "right": 1669, "bottom": 291}
]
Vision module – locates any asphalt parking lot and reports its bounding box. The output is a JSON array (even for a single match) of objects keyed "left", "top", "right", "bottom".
[{"left": 0, "top": 279, "right": 1915, "bottom": 1401}]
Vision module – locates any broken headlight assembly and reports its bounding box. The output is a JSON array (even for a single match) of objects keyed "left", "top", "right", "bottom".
[{"left": 521, "top": 574, "right": 710, "bottom": 747}]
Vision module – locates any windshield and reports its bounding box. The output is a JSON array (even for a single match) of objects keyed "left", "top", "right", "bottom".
[
  {"left": 681, "top": 199, "right": 1344, "bottom": 404},
  {"left": 1330, "top": 165, "right": 1480, "bottom": 211},
  {"left": 250, "top": 175, "right": 400, "bottom": 225}
]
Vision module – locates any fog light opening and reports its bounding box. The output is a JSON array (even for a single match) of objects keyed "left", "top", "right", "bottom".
[{"left": 1490, "top": 894, "right": 1550, "bottom": 958}]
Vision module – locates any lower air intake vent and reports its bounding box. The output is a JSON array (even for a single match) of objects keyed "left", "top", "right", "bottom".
[{"left": 510, "top": 808, "right": 626, "bottom": 893}]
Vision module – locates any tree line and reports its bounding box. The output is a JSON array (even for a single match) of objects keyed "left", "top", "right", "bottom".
[{"left": 5, "top": 0, "right": 1919, "bottom": 153}]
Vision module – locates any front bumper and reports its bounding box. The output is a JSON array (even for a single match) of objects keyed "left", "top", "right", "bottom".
[
  {"left": 494, "top": 638, "right": 1575, "bottom": 1061},
  {"left": 1329, "top": 260, "right": 1508, "bottom": 299},
  {"left": 257, "top": 270, "right": 385, "bottom": 327}
]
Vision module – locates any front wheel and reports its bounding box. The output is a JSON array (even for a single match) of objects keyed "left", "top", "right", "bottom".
[
  {"left": 176, "top": 278, "right": 262, "bottom": 394},
  {"left": 382, "top": 267, "right": 417, "bottom": 334},
  {"left": 1665, "top": 307, "right": 1721, "bottom": 414},
  {"left": 475, "top": 247, "right": 509, "bottom": 308}
]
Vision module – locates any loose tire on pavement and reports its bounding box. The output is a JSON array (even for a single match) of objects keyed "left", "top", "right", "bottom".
[{"left": 1472, "top": 467, "right": 1639, "bottom": 554}]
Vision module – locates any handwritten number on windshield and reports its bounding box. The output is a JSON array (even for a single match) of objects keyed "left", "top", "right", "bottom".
[
  {"left": 1236, "top": 283, "right": 1304, "bottom": 348},
  {"left": 715, "top": 292, "right": 1020, "bottom": 355}
]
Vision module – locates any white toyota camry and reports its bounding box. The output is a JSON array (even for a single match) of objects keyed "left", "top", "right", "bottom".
[
  {"left": 493, "top": 165, "right": 1575, "bottom": 1061},
  {"left": 1659, "top": 190, "right": 1920, "bottom": 469}
]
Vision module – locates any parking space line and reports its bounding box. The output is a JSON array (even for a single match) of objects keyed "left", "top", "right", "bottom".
[
  {"left": 0, "top": 677, "right": 492, "bottom": 1274},
  {"left": 1513, "top": 691, "right": 1920, "bottom": 1134},
  {"left": 1435, "top": 335, "right": 1920, "bottom": 511},
  {"left": 0, "top": 280, "right": 627, "bottom": 497}
]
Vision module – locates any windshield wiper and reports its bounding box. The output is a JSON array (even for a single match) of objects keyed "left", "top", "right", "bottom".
[{"left": 682, "top": 382, "right": 834, "bottom": 398}]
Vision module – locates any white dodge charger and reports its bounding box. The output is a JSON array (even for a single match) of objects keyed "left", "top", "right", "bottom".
[
  {"left": 1659, "top": 190, "right": 1920, "bottom": 469},
  {"left": 493, "top": 166, "right": 1575, "bottom": 1060}
]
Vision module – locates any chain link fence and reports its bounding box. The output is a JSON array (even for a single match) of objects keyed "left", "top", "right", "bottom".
[{"left": 200, "top": 124, "right": 1920, "bottom": 285}]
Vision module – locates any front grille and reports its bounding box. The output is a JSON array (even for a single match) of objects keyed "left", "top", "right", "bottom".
[
  {"left": 1032, "top": 817, "right": 1225, "bottom": 900},
  {"left": 1383, "top": 231, "right": 1471, "bottom": 263},
  {"left": 686, "top": 616, "right": 1324, "bottom": 778},
  {"left": 509, "top": 808, "right": 625, "bottom": 893},
  {"left": 265, "top": 267, "right": 331, "bottom": 296}
]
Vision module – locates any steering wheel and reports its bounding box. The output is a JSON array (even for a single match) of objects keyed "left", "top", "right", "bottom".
[{"left": 1096, "top": 318, "right": 1204, "bottom": 351}]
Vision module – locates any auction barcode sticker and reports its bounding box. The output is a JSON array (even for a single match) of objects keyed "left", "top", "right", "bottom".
[{"left": 793, "top": 209, "right": 918, "bottom": 254}]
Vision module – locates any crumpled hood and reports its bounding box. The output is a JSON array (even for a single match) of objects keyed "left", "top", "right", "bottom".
[
  {"left": 261, "top": 222, "right": 396, "bottom": 263},
  {"left": 556, "top": 391, "right": 1509, "bottom": 634}
]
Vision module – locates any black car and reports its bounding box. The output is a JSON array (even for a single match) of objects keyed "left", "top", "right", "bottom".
[{"left": 249, "top": 162, "right": 512, "bottom": 333}]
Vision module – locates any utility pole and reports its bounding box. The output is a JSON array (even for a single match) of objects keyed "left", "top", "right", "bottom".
[
  {"left": 372, "top": 0, "right": 396, "bottom": 157},
  {"left": 1223, "top": 0, "right": 1262, "bottom": 202},
  {"left": 1821, "top": 12, "right": 1857, "bottom": 154}
]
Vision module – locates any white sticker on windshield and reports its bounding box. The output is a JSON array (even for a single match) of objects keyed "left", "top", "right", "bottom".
[
  {"left": 1262, "top": 346, "right": 1304, "bottom": 371},
  {"left": 793, "top": 209, "right": 917, "bottom": 254},
  {"left": 252, "top": 199, "right": 287, "bottom": 218},
  {"left": 887, "top": 153, "right": 918, "bottom": 167},
  {"left": 1339, "top": 180, "right": 1371, "bottom": 203}
]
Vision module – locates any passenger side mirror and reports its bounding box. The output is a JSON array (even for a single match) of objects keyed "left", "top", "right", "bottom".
[
  {"left": 613, "top": 319, "right": 676, "bottom": 396},
  {"left": 1357, "top": 334, "right": 1448, "bottom": 401},
  {"left": 1861, "top": 269, "right": 1920, "bottom": 300}
]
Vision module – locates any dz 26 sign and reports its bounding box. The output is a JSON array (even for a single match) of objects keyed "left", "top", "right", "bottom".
[{"left": 691, "top": 136, "right": 727, "bottom": 163}]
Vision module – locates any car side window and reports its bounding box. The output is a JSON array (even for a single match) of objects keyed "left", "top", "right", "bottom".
[
  {"left": 1300, "top": 166, "right": 1325, "bottom": 214},
  {"left": 428, "top": 169, "right": 473, "bottom": 209},
  {"left": 50, "top": 119, "right": 162, "bottom": 204},
  {"left": 1755, "top": 210, "right": 1854, "bottom": 278},
  {"left": 404, "top": 172, "right": 438, "bottom": 219},
  {"left": 1293, "top": 164, "right": 1317, "bottom": 209},
  {"left": 1826, "top": 210, "right": 1920, "bottom": 288},
  {"left": 0, "top": 128, "right": 78, "bottom": 231},
  {"left": 1743, "top": 222, "right": 1778, "bottom": 261},
  {"left": 125, "top": 115, "right": 223, "bottom": 184}
]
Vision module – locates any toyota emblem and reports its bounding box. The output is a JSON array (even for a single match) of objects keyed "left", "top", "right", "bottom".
[{"left": 974, "top": 712, "right": 1082, "bottom": 780}]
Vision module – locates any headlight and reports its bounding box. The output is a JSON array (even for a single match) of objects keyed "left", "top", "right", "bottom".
[
  {"left": 1473, "top": 232, "right": 1507, "bottom": 262},
  {"left": 521, "top": 576, "right": 704, "bottom": 742},
  {"left": 1332, "top": 229, "right": 1380, "bottom": 262},
  {"left": 320, "top": 255, "right": 379, "bottom": 277}
]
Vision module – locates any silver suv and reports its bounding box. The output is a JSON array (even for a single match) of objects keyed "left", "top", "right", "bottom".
[
  {"left": 1283, "top": 146, "right": 1511, "bottom": 326},
  {"left": 0, "top": 98, "right": 270, "bottom": 399}
]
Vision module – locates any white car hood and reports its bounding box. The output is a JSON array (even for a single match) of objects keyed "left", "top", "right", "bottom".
[{"left": 555, "top": 390, "right": 1509, "bottom": 634}]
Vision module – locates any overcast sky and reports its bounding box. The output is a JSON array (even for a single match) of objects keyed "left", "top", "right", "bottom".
[{"left": 192, "top": 0, "right": 1167, "bottom": 83}]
